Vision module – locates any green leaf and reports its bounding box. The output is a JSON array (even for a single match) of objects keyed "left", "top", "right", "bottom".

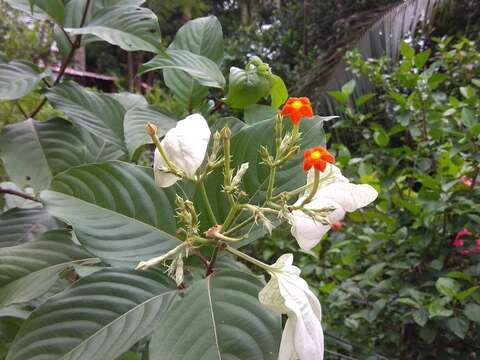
[
  {"left": 446, "top": 317, "right": 469, "bottom": 339},
  {"left": 456, "top": 286, "right": 480, "bottom": 302},
  {"left": 79, "top": 128, "right": 125, "bottom": 163},
  {"left": 6, "top": 269, "right": 178, "bottom": 360},
  {"left": 150, "top": 270, "right": 281, "bottom": 359},
  {"left": 225, "top": 66, "right": 271, "bottom": 109},
  {"left": 66, "top": 6, "right": 162, "bottom": 53},
  {"left": 400, "top": 40, "right": 415, "bottom": 59},
  {"left": 0, "top": 61, "right": 49, "bottom": 101},
  {"left": 460, "top": 85, "right": 476, "bottom": 100},
  {"left": 373, "top": 129, "right": 390, "bottom": 147},
  {"left": 141, "top": 50, "right": 225, "bottom": 89},
  {"left": 123, "top": 106, "right": 176, "bottom": 160},
  {"left": 164, "top": 16, "right": 223, "bottom": 111},
  {"left": 412, "top": 309, "right": 428, "bottom": 327},
  {"left": 355, "top": 93, "right": 375, "bottom": 107},
  {"left": 0, "top": 208, "right": 63, "bottom": 248},
  {"left": 0, "top": 229, "right": 96, "bottom": 308},
  {"left": 270, "top": 75, "right": 288, "bottom": 108},
  {"left": 464, "top": 303, "right": 480, "bottom": 322},
  {"left": 436, "top": 277, "right": 461, "bottom": 298},
  {"left": 328, "top": 90, "right": 349, "bottom": 105},
  {"left": 0, "top": 118, "right": 89, "bottom": 192},
  {"left": 415, "top": 49, "right": 431, "bottom": 68},
  {"left": 5, "top": 0, "right": 65, "bottom": 24},
  {"left": 46, "top": 82, "right": 126, "bottom": 150},
  {"left": 109, "top": 92, "right": 148, "bottom": 111},
  {"left": 428, "top": 300, "right": 453, "bottom": 318},
  {"left": 244, "top": 104, "right": 278, "bottom": 124},
  {"left": 40, "top": 161, "right": 179, "bottom": 263},
  {"left": 341, "top": 79, "right": 356, "bottom": 97}
]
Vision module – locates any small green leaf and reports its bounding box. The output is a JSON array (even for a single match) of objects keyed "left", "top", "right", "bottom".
[
  {"left": 400, "top": 40, "right": 415, "bottom": 59},
  {"left": 373, "top": 129, "right": 390, "bottom": 147},
  {"left": 328, "top": 90, "right": 348, "bottom": 105},
  {"left": 412, "top": 309, "right": 428, "bottom": 327},
  {"left": 341, "top": 79, "right": 356, "bottom": 97},
  {"left": 415, "top": 49, "right": 431, "bottom": 68},
  {"left": 460, "top": 85, "right": 476, "bottom": 99},
  {"left": 428, "top": 300, "right": 453, "bottom": 318},
  {"left": 244, "top": 104, "right": 278, "bottom": 124},
  {"left": 436, "top": 277, "right": 461, "bottom": 298},
  {"left": 446, "top": 318, "right": 469, "bottom": 339},
  {"left": 270, "top": 74, "right": 288, "bottom": 108},
  {"left": 355, "top": 93, "right": 375, "bottom": 107},
  {"left": 464, "top": 303, "right": 480, "bottom": 322}
]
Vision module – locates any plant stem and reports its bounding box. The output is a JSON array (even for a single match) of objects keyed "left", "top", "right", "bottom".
[
  {"left": 225, "top": 245, "right": 272, "bottom": 271},
  {"left": 223, "top": 215, "right": 255, "bottom": 235},
  {"left": 0, "top": 187, "right": 40, "bottom": 202},
  {"left": 199, "top": 181, "right": 217, "bottom": 225},
  {"left": 205, "top": 245, "right": 220, "bottom": 276},
  {"left": 29, "top": 0, "right": 91, "bottom": 118},
  {"left": 222, "top": 204, "right": 238, "bottom": 232},
  {"left": 301, "top": 169, "right": 320, "bottom": 205},
  {"left": 266, "top": 167, "right": 276, "bottom": 200}
]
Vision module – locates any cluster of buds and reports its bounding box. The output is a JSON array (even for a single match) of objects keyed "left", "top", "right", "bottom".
[{"left": 175, "top": 195, "right": 200, "bottom": 240}]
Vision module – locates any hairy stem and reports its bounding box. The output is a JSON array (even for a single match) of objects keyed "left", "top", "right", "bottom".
[{"left": 199, "top": 181, "right": 217, "bottom": 225}]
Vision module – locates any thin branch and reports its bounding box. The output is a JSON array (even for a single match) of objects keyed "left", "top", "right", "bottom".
[
  {"left": 29, "top": 0, "right": 91, "bottom": 118},
  {"left": 16, "top": 102, "right": 28, "bottom": 119},
  {"left": 0, "top": 187, "right": 40, "bottom": 202},
  {"left": 205, "top": 245, "right": 220, "bottom": 276}
]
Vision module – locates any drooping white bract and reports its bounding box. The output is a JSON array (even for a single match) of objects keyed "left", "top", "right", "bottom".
[
  {"left": 259, "top": 254, "right": 324, "bottom": 360},
  {"left": 290, "top": 164, "right": 378, "bottom": 250},
  {"left": 154, "top": 113, "right": 211, "bottom": 187}
]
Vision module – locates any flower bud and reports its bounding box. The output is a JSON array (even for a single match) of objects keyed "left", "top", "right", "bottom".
[
  {"left": 220, "top": 126, "right": 231, "bottom": 140},
  {"left": 145, "top": 122, "right": 157, "bottom": 136}
]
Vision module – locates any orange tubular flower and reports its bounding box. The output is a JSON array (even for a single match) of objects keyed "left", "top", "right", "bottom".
[
  {"left": 281, "top": 97, "right": 314, "bottom": 125},
  {"left": 303, "top": 146, "right": 335, "bottom": 172}
]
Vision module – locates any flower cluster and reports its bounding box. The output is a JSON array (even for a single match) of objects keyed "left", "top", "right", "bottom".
[
  {"left": 452, "top": 228, "right": 480, "bottom": 255},
  {"left": 140, "top": 96, "right": 378, "bottom": 360}
]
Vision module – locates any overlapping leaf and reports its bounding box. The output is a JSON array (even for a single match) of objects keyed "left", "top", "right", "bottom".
[
  {"left": 40, "top": 161, "right": 179, "bottom": 263},
  {"left": 150, "top": 270, "right": 281, "bottom": 359},
  {"left": 0, "top": 208, "right": 64, "bottom": 248},
  {"left": 7, "top": 269, "right": 178, "bottom": 360},
  {"left": 0, "top": 61, "right": 50, "bottom": 101},
  {"left": 66, "top": 6, "right": 162, "bottom": 53},
  {"left": 124, "top": 106, "right": 177, "bottom": 160},
  {"left": 141, "top": 49, "right": 225, "bottom": 89},
  {"left": 0, "top": 118, "right": 88, "bottom": 192},
  {"left": 5, "top": 0, "right": 64, "bottom": 24},
  {"left": 0, "top": 229, "right": 96, "bottom": 308},
  {"left": 163, "top": 16, "right": 224, "bottom": 109},
  {"left": 46, "top": 82, "right": 126, "bottom": 150}
]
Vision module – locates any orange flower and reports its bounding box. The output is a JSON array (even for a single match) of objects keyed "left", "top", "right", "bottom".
[
  {"left": 303, "top": 146, "right": 335, "bottom": 172},
  {"left": 281, "top": 97, "right": 314, "bottom": 125}
]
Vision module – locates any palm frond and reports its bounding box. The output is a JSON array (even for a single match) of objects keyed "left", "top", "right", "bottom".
[{"left": 295, "top": 0, "right": 444, "bottom": 114}]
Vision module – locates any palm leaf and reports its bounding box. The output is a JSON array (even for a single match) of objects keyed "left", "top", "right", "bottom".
[{"left": 296, "top": 0, "right": 445, "bottom": 113}]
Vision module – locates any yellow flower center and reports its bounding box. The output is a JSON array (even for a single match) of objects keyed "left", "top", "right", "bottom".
[
  {"left": 291, "top": 101, "right": 303, "bottom": 109},
  {"left": 310, "top": 150, "right": 322, "bottom": 160}
]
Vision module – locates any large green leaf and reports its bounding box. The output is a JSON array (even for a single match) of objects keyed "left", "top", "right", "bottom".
[
  {"left": 140, "top": 49, "right": 225, "bottom": 89},
  {"left": 5, "top": 0, "right": 64, "bottom": 24},
  {"left": 40, "top": 161, "right": 179, "bottom": 263},
  {"left": 0, "top": 118, "right": 88, "bottom": 192},
  {"left": 164, "top": 16, "right": 224, "bottom": 110},
  {"left": 0, "top": 229, "right": 96, "bottom": 308},
  {"left": 200, "top": 116, "right": 327, "bottom": 222},
  {"left": 78, "top": 127, "right": 126, "bottom": 162},
  {"left": 0, "top": 208, "right": 64, "bottom": 248},
  {"left": 7, "top": 269, "right": 178, "bottom": 360},
  {"left": 66, "top": 6, "right": 162, "bottom": 53},
  {"left": 46, "top": 82, "right": 126, "bottom": 150},
  {"left": 124, "top": 106, "right": 177, "bottom": 160},
  {"left": 0, "top": 61, "right": 49, "bottom": 101},
  {"left": 150, "top": 270, "right": 281, "bottom": 359}
]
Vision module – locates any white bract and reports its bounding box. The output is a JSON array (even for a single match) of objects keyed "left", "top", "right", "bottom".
[
  {"left": 0, "top": 182, "right": 41, "bottom": 211},
  {"left": 259, "top": 254, "right": 323, "bottom": 360},
  {"left": 290, "top": 164, "right": 378, "bottom": 250},
  {"left": 154, "top": 114, "right": 211, "bottom": 187}
]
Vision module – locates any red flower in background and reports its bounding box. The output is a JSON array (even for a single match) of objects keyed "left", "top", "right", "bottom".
[
  {"left": 460, "top": 175, "right": 474, "bottom": 188},
  {"left": 303, "top": 146, "right": 335, "bottom": 172},
  {"left": 331, "top": 221, "right": 342, "bottom": 231},
  {"left": 281, "top": 97, "right": 314, "bottom": 125}
]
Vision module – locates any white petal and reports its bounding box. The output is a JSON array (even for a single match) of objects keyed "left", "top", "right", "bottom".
[
  {"left": 154, "top": 114, "right": 211, "bottom": 187},
  {"left": 306, "top": 163, "right": 348, "bottom": 189},
  {"left": 313, "top": 183, "right": 377, "bottom": 213},
  {"left": 278, "top": 318, "right": 297, "bottom": 360},
  {"left": 277, "top": 272, "right": 324, "bottom": 360},
  {"left": 1, "top": 182, "right": 41, "bottom": 210}
]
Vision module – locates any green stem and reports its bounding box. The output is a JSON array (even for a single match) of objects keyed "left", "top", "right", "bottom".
[
  {"left": 205, "top": 245, "right": 220, "bottom": 275},
  {"left": 266, "top": 166, "right": 277, "bottom": 200},
  {"left": 225, "top": 245, "right": 273, "bottom": 271},
  {"left": 222, "top": 204, "right": 238, "bottom": 232},
  {"left": 199, "top": 181, "right": 217, "bottom": 225},
  {"left": 223, "top": 130, "right": 234, "bottom": 204},
  {"left": 301, "top": 169, "right": 320, "bottom": 206},
  {"left": 150, "top": 131, "right": 179, "bottom": 174},
  {"left": 223, "top": 215, "right": 255, "bottom": 235}
]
